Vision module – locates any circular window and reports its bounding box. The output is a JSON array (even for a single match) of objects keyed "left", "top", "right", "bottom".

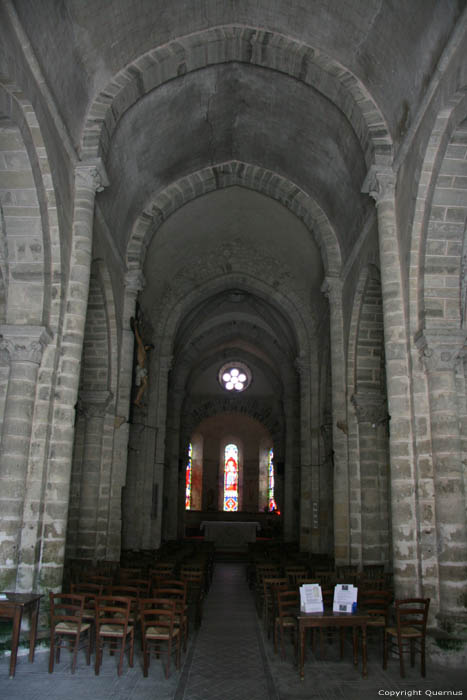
[{"left": 218, "top": 361, "right": 252, "bottom": 392}]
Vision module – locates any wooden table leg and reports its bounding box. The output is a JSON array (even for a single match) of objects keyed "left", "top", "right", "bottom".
[
  {"left": 299, "top": 624, "right": 305, "bottom": 680},
  {"left": 361, "top": 623, "right": 368, "bottom": 678},
  {"left": 28, "top": 599, "right": 40, "bottom": 663},
  {"left": 9, "top": 606, "right": 23, "bottom": 678},
  {"left": 352, "top": 625, "right": 358, "bottom": 665}
]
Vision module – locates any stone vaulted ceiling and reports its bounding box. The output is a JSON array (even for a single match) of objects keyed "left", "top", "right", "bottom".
[{"left": 9, "top": 0, "right": 465, "bottom": 410}]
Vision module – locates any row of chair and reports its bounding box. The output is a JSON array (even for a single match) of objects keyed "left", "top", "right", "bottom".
[
  {"left": 72, "top": 561, "right": 208, "bottom": 628},
  {"left": 49, "top": 591, "right": 184, "bottom": 678}
]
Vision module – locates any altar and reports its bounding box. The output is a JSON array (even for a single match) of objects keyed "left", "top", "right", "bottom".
[{"left": 200, "top": 520, "right": 260, "bottom": 550}]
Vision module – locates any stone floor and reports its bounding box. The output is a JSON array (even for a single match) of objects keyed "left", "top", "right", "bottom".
[{"left": 1, "top": 563, "right": 466, "bottom": 700}]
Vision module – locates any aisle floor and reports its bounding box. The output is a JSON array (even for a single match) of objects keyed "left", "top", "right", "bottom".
[{"left": 1, "top": 563, "right": 466, "bottom": 700}]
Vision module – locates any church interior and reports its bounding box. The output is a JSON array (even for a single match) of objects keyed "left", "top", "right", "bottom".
[{"left": 0, "top": 0, "right": 466, "bottom": 682}]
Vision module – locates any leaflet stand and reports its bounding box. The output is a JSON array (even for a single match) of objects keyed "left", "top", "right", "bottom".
[
  {"left": 300, "top": 583, "right": 324, "bottom": 613},
  {"left": 333, "top": 583, "right": 358, "bottom": 613}
]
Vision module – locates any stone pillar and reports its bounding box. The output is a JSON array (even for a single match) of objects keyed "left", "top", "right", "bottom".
[
  {"left": 416, "top": 330, "right": 467, "bottom": 633},
  {"left": 283, "top": 393, "right": 298, "bottom": 542},
  {"left": 39, "top": 159, "right": 108, "bottom": 590},
  {"left": 76, "top": 390, "right": 112, "bottom": 561},
  {"left": 352, "top": 391, "right": 390, "bottom": 566},
  {"left": 0, "top": 325, "right": 50, "bottom": 590},
  {"left": 321, "top": 276, "right": 350, "bottom": 564},
  {"left": 295, "top": 353, "right": 313, "bottom": 551},
  {"left": 362, "top": 166, "right": 419, "bottom": 596},
  {"left": 146, "top": 353, "right": 172, "bottom": 549}
]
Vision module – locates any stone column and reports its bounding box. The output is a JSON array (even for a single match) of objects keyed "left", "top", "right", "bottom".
[
  {"left": 40, "top": 159, "right": 108, "bottom": 590},
  {"left": 362, "top": 166, "right": 419, "bottom": 596},
  {"left": 352, "top": 391, "right": 391, "bottom": 566},
  {"left": 283, "top": 392, "right": 298, "bottom": 542},
  {"left": 295, "top": 353, "right": 313, "bottom": 551},
  {"left": 149, "top": 353, "right": 173, "bottom": 548},
  {"left": 321, "top": 276, "right": 350, "bottom": 564},
  {"left": 76, "top": 390, "right": 112, "bottom": 561},
  {"left": 416, "top": 330, "right": 467, "bottom": 633},
  {"left": 0, "top": 325, "right": 51, "bottom": 590}
]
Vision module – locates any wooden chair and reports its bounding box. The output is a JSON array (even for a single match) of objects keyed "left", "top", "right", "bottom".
[
  {"left": 48, "top": 592, "right": 91, "bottom": 674},
  {"left": 336, "top": 564, "right": 359, "bottom": 585},
  {"left": 94, "top": 595, "right": 135, "bottom": 676},
  {"left": 362, "top": 563, "right": 385, "bottom": 579},
  {"left": 82, "top": 574, "right": 113, "bottom": 587},
  {"left": 139, "top": 599, "right": 181, "bottom": 677},
  {"left": 314, "top": 570, "right": 336, "bottom": 588},
  {"left": 262, "top": 576, "right": 288, "bottom": 637},
  {"left": 70, "top": 582, "right": 103, "bottom": 647},
  {"left": 359, "top": 589, "right": 393, "bottom": 650},
  {"left": 149, "top": 562, "right": 176, "bottom": 581},
  {"left": 153, "top": 585, "right": 189, "bottom": 651},
  {"left": 151, "top": 578, "right": 187, "bottom": 597},
  {"left": 254, "top": 563, "right": 280, "bottom": 614},
  {"left": 180, "top": 561, "right": 209, "bottom": 593},
  {"left": 109, "top": 584, "right": 140, "bottom": 626},
  {"left": 273, "top": 588, "right": 299, "bottom": 660},
  {"left": 360, "top": 576, "right": 387, "bottom": 591},
  {"left": 383, "top": 598, "right": 430, "bottom": 677},
  {"left": 180, "top": 567, "right": 204, "bottom": 627},
  {"left": 284, "top": 565, "right": 309, "bottom": 586},
  {"left": 125, "top": 578, "right": 151, "bottom": 597},
  {"left": 118, "top": 567, "right": 143, "bottom": 582}
]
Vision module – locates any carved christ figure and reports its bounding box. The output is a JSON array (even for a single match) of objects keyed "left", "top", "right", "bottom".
[{"left": 130, "top": 317, "right": 154, "bottom": 406}]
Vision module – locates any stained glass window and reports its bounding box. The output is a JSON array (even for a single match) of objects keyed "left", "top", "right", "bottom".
[
  {"left": 223, "top": 443, "right": 239, "bottom": 512},
  {"left": 268, "top": 447, "right": 277, "bottom": 512},
  {"left": 185, "top": 442, "right": 193, "bottom": 510}
]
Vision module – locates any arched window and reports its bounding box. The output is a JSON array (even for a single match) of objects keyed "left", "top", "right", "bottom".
[
  {"left": 185, "top": 443, "right": 193, "bottom": 510},
  {"left": 223, "top": 443, "right": 239, "bottom": 511},
  {"left": 268, "top": 447, "right": 277, "bottom": 512}
]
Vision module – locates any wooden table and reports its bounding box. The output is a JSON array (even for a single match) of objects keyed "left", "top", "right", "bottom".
[
  {"left": 297, "top": 610, "right": 369, "bottom": 680},
  {"left": 0, "top": 592, "right": 42, "bottom": 678}
]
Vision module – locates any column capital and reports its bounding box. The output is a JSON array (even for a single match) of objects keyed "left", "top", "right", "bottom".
[
  {"left": 77, "top": 390, "right": 113, "bottom": 418},
  {"left": 415, "top": 329, "right": 466, "bottom": 372},
  {"left": 362, "top": 165, "right": 395, "bottom": 205},
  {"left": 351, "top": 391, "right": 389, "bottom": 425},
  {"left": 75, "top": 158, "right": 109, "bottom": 192},
  {"left": 321, "top": 275, "right": 343, "bottom": 304},
  {"left": 0, "top": 325, "right": 52, "bottom": 364}
]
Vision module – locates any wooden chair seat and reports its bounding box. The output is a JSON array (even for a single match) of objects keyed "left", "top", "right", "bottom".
[
  {"left": 55, "top": 620, "right": 91, "bottom": 633},
  {"left": 99, "top": 622, "right": 134, "bottom": 635},
  {"left": 146, "top": 624, "right": 180, "bottom": 638},
  {"left": 386, "top": 624, "right": 422, "bottom": 637}
]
